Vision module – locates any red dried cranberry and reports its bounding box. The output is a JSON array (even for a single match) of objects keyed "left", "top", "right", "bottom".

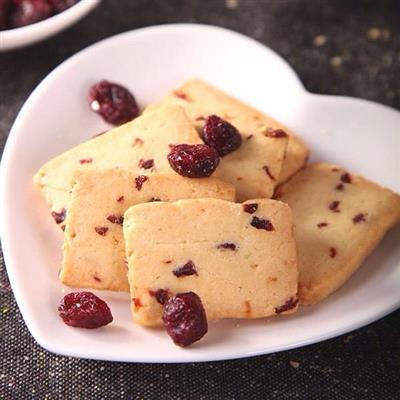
[
  {"left": 132, "top": 137, "right": 144, "bottom": 146},
  {"left": 95, "top": 226, "right": 108, "bottom": 236},
  {"left": 138, "top": 159, "right": 154, "bottom": 170},
  {"left": 167, "top": 144, "right": 219, "bottom": 178},
  {"left": 202, "top": 115, "right": 242, "bottom": 157},
  {"left": 79, "top": 158, "right": 93, "bottom": 164},
  {"left": 135, "top": 175, "right": 148, "bottom": 191},
  {"left": 275, "top": 297, "right": 298, "bottom": 314},
  {"left": 10, "top": 0, "right": 52, "bottom": 28},
  {"left": 317, "top": 222, "right": 328, "bottom": 228},
  {"left": 107, "top": 214, "right": 124, "bottom": 225},
  {"left": 51, "top": 208, "right": 66, "bottom": 224},
  {"left": 340, "top": 173, "right": 352, "bottom": 183},
  {"left": 117, "top": 195, "right": 124, "bottom": 202},
  {"left": 149, "top": 197, "right": 161, "bottom": 202},
  {"left": 243, "top": 203, "right": 258, "bottom": 214},
  {"left": 335, "top": 183, "right": 344, "bottom": 191},
  {"left": 58, "top": 292, "right": 113, "bottom": 329},
  {"left": 47, "top": 0, "right": 78, "bottom": 13},
  {"left": 149, "top": 289, "right": 170, "bottom": 305},
  {"left": 353, "top": 213, "right": 366, "bottom": 224},
  {"left": 250, "top": 216, "right": 274, "bottom": 231},
  {"left": 173, "top": 91, "right": 191, "bottom": 101},
  {"left": 0, "top": 0, "right": 10, "bottom": 30},
  {"left": 162, "top": 292, "right": 208, "bottom": 347},
  {"left": 246, "top": 134, "right": 254, "bottom": 141},
  {"left": 264, "top": 128, "right": 288, "bottom": 138},
  {"left": 133, "top": 297, "right": 142, "bottom": 309},
  {"left": 329, "top": 247, "right": 337, "bottom": 258},
  {"left": 329, "top": 201, "right": 340, "bottom": 212},
  {"left": 217, "top": 242, "right": 237, "bottom": 251},
  {"left": 88, "top": 80, "right": 139, "bottom": 126},
  {"left": 263, "top": 165, "right": 276, "bottom": 181},
  {"left": 173, "top": 260, "right": 198, "bottom": 277}
]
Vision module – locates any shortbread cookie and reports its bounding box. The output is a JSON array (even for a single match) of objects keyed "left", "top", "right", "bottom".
[
  {"left": 123, "top": 198, "right": 298, "bottom": 327},
  {"left": 61, "top": 171, "right": 235, "bottom": 292},
  {"left": 276, "top": 163, "right": 400, "bottom": 305},
  {"left": 147, "top": 79, "right": 309, "bottom": 192},
  {"left": 33, "top": 106, "right": 203, "bottom": 226}
]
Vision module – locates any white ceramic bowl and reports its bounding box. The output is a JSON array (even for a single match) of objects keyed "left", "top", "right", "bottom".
[{"left": 0, "top": 0, "right": 101, "bottom": 51}]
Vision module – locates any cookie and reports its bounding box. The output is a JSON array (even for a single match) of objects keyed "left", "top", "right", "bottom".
[
  {"left": 61, "top": 171, "right": 235, "bottom": 292},
  {"left": 33, "top": 106, "right": 204, "bottom": 226},
  {"left": 146, "top": 79, "right": 309, "bottom": 194},
  {"left": 276, "top": 163, "right": 400, "bottom": 305},
  {"left": 123, "top": 198, "right": 298, "bottom": 327}
]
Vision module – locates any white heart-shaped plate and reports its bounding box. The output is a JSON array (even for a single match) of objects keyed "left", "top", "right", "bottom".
[{"left": 1, "top": 24, "right": 399, "bottom": 363}]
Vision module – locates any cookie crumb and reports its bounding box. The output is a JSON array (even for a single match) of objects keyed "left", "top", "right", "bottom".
[
  {"left": 226, "top": 0, "right": 238, "bottom": 9},
  {"left": 289, "top": 360, "right": 300, "bottom": 368},
  {"left": 367, "top": 27, "right": 381, "bottom": 40},
  {"left": 313, "top": 34, "right": 327, "bottom": 47},
  {"left": 330, "top": 56, "right": 342, "bottom": 68}
]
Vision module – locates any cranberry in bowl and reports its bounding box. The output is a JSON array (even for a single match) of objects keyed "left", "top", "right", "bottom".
[{"left": 0, "top": 0, "right": 101, "bottom": 51}]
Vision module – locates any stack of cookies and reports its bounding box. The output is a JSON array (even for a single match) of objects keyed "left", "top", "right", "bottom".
[{"left": 34, "top": 79, "right": 400, "bottom": 345}]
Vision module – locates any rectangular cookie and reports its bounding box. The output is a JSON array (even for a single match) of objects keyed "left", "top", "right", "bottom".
[
  {"left": 123, "top": 198, "right": 298, "bottom": 327},
  {"left": 276, "top": 163, "right": 400, "bottom": 305},
  {"left": 61, "top": 171, "right": 235, "bottom": 292},
  {"left": 146, "top": 79, "right": 309, "bottom": 195},
  {"left": 33, "top": 105, "right": 204, "bottom": 227}
]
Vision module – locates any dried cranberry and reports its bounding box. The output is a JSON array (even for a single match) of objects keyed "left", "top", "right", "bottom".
[
  {"left": 246, "top": 134, "right": 254, "bottom": 141},
  {"left": 133, "top": 297, "right": 142, "bottom": 309},
  {"left": 243, "top": 203, "right": 258, "bottom": 214},
  {"left": 58, "top": 292, "right": 113, "bottom": 329},
  {"left": 340, "top": 173, "right": 352, "bottom": 183},
  {"left": 47, "top": 0, "right": 78, "bottom": 13},
  {"left": 107, "top": 214, "right": 124, "bottom": 225},
  {"left": 95, "top": 226, "right": 108, "bottom": 236},
  {"left": 135, "top": 175, "right": 148, "bottom": 191},
  {"left": 250, "top": 216, "right": 274, "bottom": 231},
  {"left": 162, "top": 292, "right": 208, "bottom": 347},
  {"left": 329, "top": 201, "right": 340, "bottom": 212},
  {"left": 317, "top": 222, "right": 328, "bottom": 228},
  {"left": 117, "top": 195, "right": 124, "bottom": 202},
  {"left": 88, "top": 80, "right": 139, "bottom": 126},
  {"left": 138, "top": 159, "right": 154, "bottom": 170},
  {"left": 173, "top": 260, "right": 198, "bottom": 277},
  {"left": 10, "top": 0, "right": 52, "bottom": 28},
  {"left": 335, "top": 183, "right": 344, "bottom": 191},
  {"left": 167, "top": 144, "right": 219, "bottom": 178},
  {"left": 353, "top": 213, "right": 366, "bottom": 224},
  {"left": 0, "top": 0, "right": 10, "bottom": 30},
  {"left": 217, "top": 242, "right": 237, "bottom": 251},
  {"left": 132, "top": 137, "right": 144, "bottom": 146},
  {"left": 329, "top": 247, "right": 337, "bottom": 258},
  {"left": 51, "top": 208, "right": 66, "bottom": 224},
  {"left": 79, "top": 158, "right": 93, "bottom": 164},
  {"left": 149, "top": 197, "right": 161, "bottom": 202},
  {"left": 264, "top": 128, "right": 288, "bottom": 138},
  {"left": 263, "top": 165, "right": 276, "bottom": 181},
  {"left": 202, "top": 115, "right": 242, "bottom": 156},
  {"left": 173, "top": 91, "right": 191, "bottom": 101},
  {"left": 275, "top": 297, "right": 298, "bottom": 314},
  {"left": 149, "top": 289, "right": 170, "bottom": 305}
]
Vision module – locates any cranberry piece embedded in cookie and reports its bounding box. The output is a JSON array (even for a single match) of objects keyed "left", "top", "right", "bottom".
[
  {"left": 329, "top": 201, "right": 340, "bottom": 212},
  {"left": 88, "top": 80, "right": 139, "bottom": 126},
  {"left": 149, "top": 288, "right": 170, "bottom": 305},
  {"left": 94, "top": 226, "right": 108, "bottom": 236},
  {"left": 58, "top": 292, "right": 113, "bottom": 329},
  {"left": 135, "top": 175, "right": 148, "bottom": 191},
  {"left": 173, "top": 260, "right": 198, "bottom": 277},
  {"left": 51, "top": 208, "right": 66, "bottom": 224},
  {"left": 138, "top": 159, "right": 154, "bottom": 170},
  {"left": 353, "top": 213, "right": 366, "bottom": 224},
  {"left": 340, "top": 173, "right": 352, "bottom": 183},
  {"left": 243, "top": 203, "right": 258, "bottom": 214},
  {"left": 162, "top": 292, "right": 208, "bottom": 347},
  {"left": 202, "top": 115, "right": 242, "bottom": 156},
  {"left": 250, "top": 216, "right": 274, "bottom": 231},
  {"left": 217, "top": 242, "right": 237, "bottom": 251},
  {"left": 10, "top": 0, "right": 52, "bottom": 28},
  {"left": 264, "top": 128, "right": 288, "bottom": 138},
  {"left": 167, "top": 144, "right": 219, "bottom": 178},
  {"left": 275, "top": 297, "right": 298, "bottom": 314},
  {"left": 107, "top": 214, "right": 124, "bottom": 225}
]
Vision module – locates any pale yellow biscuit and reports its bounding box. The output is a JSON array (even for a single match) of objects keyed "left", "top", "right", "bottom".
[
  {"left": 123, "top": 198, "right": 298, "bottom": 327},
  {"left": 276, "top": 163, "right": 400, "bottom": 305},
  {"left": 33, "top": 106, "right": 203, "bottom": 225},
  {"left": 61, "top": 171, "right": 235, "bottom": 292},
  {"left": 147, "top": 79, "right": 309, "bottom": 192}
]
